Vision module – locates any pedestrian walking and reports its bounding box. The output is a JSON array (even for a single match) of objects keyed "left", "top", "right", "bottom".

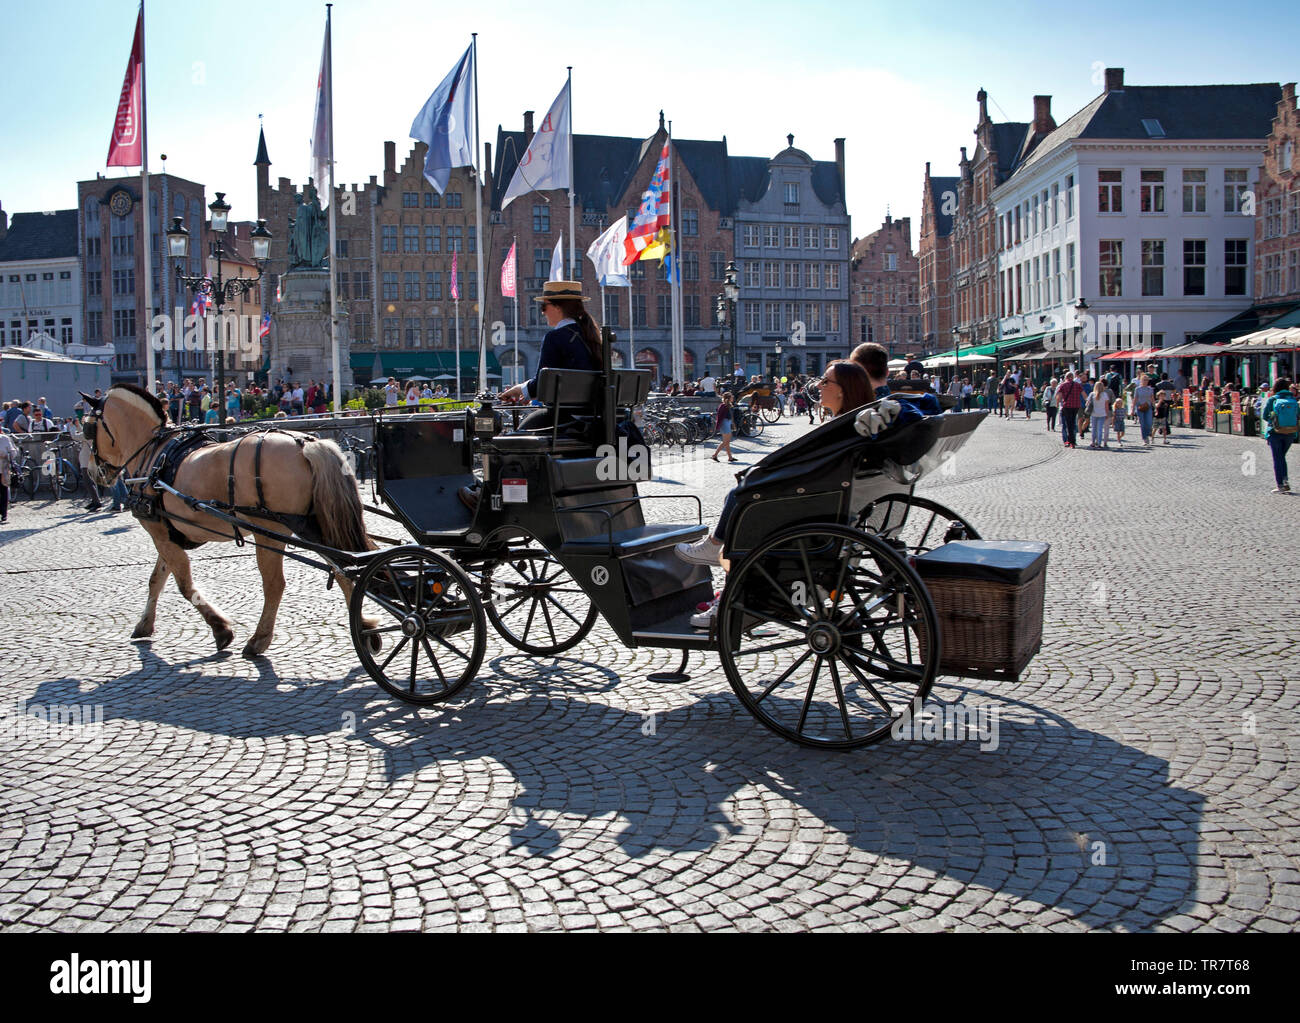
[
  {"left": 1132, "top": 373, "right": 1156, "bottom": 446},
  {"left": 1261, "top": 377, "right": 1298, "bottom": 493},
  {"left": 1044, "top": 378, "right": 1059, "bottom": 432},
  {"left": 1022, "top": 380, "right": 1036, "bottom": 420},
  {"left": 1056, "top": 371, "right": 1086, "bottom": 448},
  {"left": 0, "top": 430, "right": 17, "bottom": 523},
  {"left": 1001, "top": 373, "right": 1018, "bottom": 419},
  {"left": 1084, "top": 380, "right": 1113, "bottom": 449},
  {"left": 712, "top": 394, "right": 737, "bottom": 463},
  {"left": 1111, "top": 393, "right": 1127, "bottom": 446}
]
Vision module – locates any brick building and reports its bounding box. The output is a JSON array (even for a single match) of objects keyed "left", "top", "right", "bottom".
[
  {"left": 850, "top": 213, "right": 920, "bottom": 357},
  {"left": 919, "top": 163, "right": 957, "bottom": 347},
  {"left": 1255, "top": 82, "right": 1300, "bottom": 304},
  {"left": 78, "top": 170, "right": 208, "bottom": 383}
]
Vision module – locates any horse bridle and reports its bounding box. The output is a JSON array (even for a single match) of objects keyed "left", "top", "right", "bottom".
[{"left": 84, "top": 406, "right": 167, "bottom": 484}]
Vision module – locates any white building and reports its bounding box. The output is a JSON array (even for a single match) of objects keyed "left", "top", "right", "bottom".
[
  {"left": 993, "top": 69, "right": 1282, "bottom": 372},
  {"left": 0, "top": 207, "right": 82, "bottom": 352}
]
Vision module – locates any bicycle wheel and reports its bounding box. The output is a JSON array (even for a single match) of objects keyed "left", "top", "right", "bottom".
[
  {"left": 58, "top": 460, "right": 79, "bottom": 496},
  {"left": 22, "top": 468, "right": 38, "bottom": 498}
]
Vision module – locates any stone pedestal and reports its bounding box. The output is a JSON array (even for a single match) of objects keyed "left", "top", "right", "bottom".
[{"left": 270, "top": 269, "right": 351, "bottom": 389}]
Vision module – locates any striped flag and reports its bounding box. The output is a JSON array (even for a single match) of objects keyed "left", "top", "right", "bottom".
[
  {"left": 259, "top": 313, "right": 271, "bottom": 339},
  {"left": 623, "top": 142, "right": 671, "bottom": 265},
  {"left": 450, "top": 251, "right": 459, "bottom": 301},
  {"left": 500, "top": 242, "right": 517, "bottom": 298}
]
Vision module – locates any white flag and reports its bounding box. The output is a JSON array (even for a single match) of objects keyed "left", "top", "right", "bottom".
[
  {"left": 500, "top": 80, "right": 571, "bottom": 209},
  {"left": 310, "top": 18, "right": 331, "bottom": 203},
  {"left": 550, "top": 234, "right": 565, "bottom": 281},
  {"left": 587, "top": 217, "right": 630, "bottom": 287}
]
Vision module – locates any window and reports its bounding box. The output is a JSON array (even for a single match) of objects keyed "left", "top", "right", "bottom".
[
  {"left": 1183, "top": 240, "right": 1206, "bottom": 295},
  {"left": 656, "top": 294, "right": 670, "bottom": 327},
  {"left": 1098, "top": 170, "right": 1122, "bottom": 213},
  {"left": 764, "top": 302, "right": 780, "bottom": 332},
  {"left": 782, "top": 262, "right": 797, "bottom": 289},
  {"left": 383, "top": 317, "right": 399, "bottom": 346},
  {"left": 1182, "top": 169, "right": 1207, "bottom": 213},
  {"left": 884, "top": 252, "right": 898, "bottom": 271},
  {"left": 804, "top": 226, "right": 820, "bottom": 249},
  {"left": 446, "top": 193, "right": 463, "bottom": 209},
  {"left": 603, "top": 291, "right": 620, "bottom": 325},
  {"left": 1224, "top": 169, "right": 1249, "bottom": 213},
  {"left": 424, "top": 192, "right": 439, "bottom": 208},
  {"left": 806, "top": 263, "right": 821, "bottom": 289},
  {"left": 112, "top": 268, "right": 134, "bottom": 295},
  {"left": 1289, "top": 249, "right": 1299, "bottom": 295},
  {"left": 468, "top": 227, "right": 476, "bottom": 255},
  {"left": 403, "top": 225, "right": 420, "bottom": 252},
  {"left": 86, "top": 236, "right": 101, "bottom": 258},
  {"left": 764, "top": 261, "right": 780, "bottom": 288},
  {"left": 631, "top": 294, "right": 646, "bottom": 326},
  {"left": 1099, "top": 240, "right": 1123, "bottom": 296},
  {"left": 426, "top": 272, "right": 442, "bottom": 301},
  {"left": 1032, "top": 194, "right": 1039, "bottom": 235},
  {"left": 424, "top": 316, "right": 441, "bottom": 345},
  {"left": 532, "top": 205, "right": 550, "bottom": 233},
  {"left": 629, "top": 261, "right": 646, "bottom": 280},
  {"left": 468, "top": 271, "right": 478, "bottom": 301},
  {"left": 448, "top": 226, "right": 464, "bottom": 253},
  {"left": 1290, "top": 190, "right": 1300, "bottom": 234},
  {"left": 1283, "top": 140, "right": 1295, "bottom": 173},
  {"left": 681, "top": 251, "right": 699, "bottom": 282},
  {"left": 825, "top": 263, "right": 840, "bottom": 289},
  {"left": 864, "top": 283, "right": 875, "bottom": 305},
  {"left": 784, "top": 226, "right": 801, "bottom": 248},
  {"left": 1140, "top": 170, "right": 1165, "bottom": 213},
  {"left": 825, "top": 228, "right": 840, "bottom": 250},
  {"left": 1141, "top": 240, "right": 1165, "bottom": 296},
  {"left": 682, "top": 209, "right": 698, "bottom": 236},
  {"left": 336, "top": 237, "right": 349, "bottom": 258},
  {"left": 60, "top": 319, "right": 74, "bottom": 344},
  {"left": 784, "top": 182, "right": 799, "bottom": 204},
  {"left": 382, "top": 272, "right": 398, "bottom": 301},
  {"left": 763, "top": 225, "right": 780, "bottom": 248},
  {"left": 533, "top": 248, "right": 549, "bottom": 279},
  {"left": 86, "top": 311, "right": 102, "bottom": 342},
  {"left": 112, "top": 307, "right": 135, "bottom": 339},
  {"left": 684, "top": 295, "right": 700, "bottom": 326},
  {"left": 744, "top": 302, "right": 760, "bottom": 333},
  {"left": 338, "top": 273, "right": 350, "bottom": 300},
  {"left": 111, "top": 234, "right": 135, "bottom": 256},
  {"left": 827, "top": 304, "right": 839, "bottom": 333},
  {"left": 381, "top": 225, "right": 398, "bottom": 252},
  {"left": 1050, "top": 183, "right": 1059, "bottom": 226},
  {"left": 1066, "top": 175, "right": 1075, "bottom": 218},
  {"left": 1052, "top": 248, "right": 1061, "bottom": 304},
  {"left": 404, "top": 272, "right": 420, "bottom": 300},
  {"left": 405, "top": 317, "right": 421, "bottom": 347},
  {"left": 710, "top": 251, "right": 725, "bottom": 281},
  {"left": 355, "top": 271, "right": 371, "bottom": 299},
  {"left": 402, "top": 192, "right": 419, "bottom": 208},
  {"left": 743, "top": 224, "right": 760, "bottom": 247},
  {"left": 744, "top": 261, "right": 760, "bottom": 288},
  {"left": 425, "top": 225, "right": 441, "bottom": 252},
  {"left": 86, "top": 270, "right": 102, "bottom": 297},
  {"left": 1224, "top": 239, "right": 1248, "bottom": 296}
]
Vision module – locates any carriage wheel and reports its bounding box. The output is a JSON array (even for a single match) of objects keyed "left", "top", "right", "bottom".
[
  {"left": 483, "top": 548, "right": 598, "bottom": 655},
  {"left": 717, "top": 523, "right": 939, "bottom": 750},
  {"left": 349, "top": 546, "right": 486, "bottom": 704},
  {"left": 761, "top": 402, "right": 782, "bottom": 424},
  {"left": 857, "top": 494, "right": 981, "bottom": 556}
]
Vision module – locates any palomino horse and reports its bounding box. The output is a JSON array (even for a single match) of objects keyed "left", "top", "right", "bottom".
[{"left": 81, "top": 384, "right": 377, "bottom": 658}]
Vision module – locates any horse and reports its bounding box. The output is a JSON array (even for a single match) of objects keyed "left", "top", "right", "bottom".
[{"left": 80, "top": 384, "right": 379, "bottom": 658}]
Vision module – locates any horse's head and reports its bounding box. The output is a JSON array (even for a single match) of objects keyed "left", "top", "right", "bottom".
[{"left": 81, "top": 384, "right": 168, "bottom": 485}]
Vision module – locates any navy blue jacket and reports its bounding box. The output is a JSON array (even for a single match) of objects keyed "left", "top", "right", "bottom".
[{"left": 526, "top": 322, "right": 598, "bottom": 397}]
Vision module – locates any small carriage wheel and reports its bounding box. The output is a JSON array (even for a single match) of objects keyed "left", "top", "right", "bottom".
[
  {"left": 349, "top": 545, "right": 486, "bottom": 705},
  {"left": 857, "top": 494, "right": 981, "bottom": 556},
  {"left": 483, "top": 548, "right": 598, "bottom": 655},
  {"left": 761, "top": 401, "right": 782, "bottom": 424},
  {"left": 717, "top": 523, "right": 939, "bottom": 750}
]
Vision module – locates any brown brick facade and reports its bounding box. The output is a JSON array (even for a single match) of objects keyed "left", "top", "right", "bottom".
[
  {"left": 1255, "top": 82, "right": 1300, "bottom": 302},
  {"left": 850, "top": 215, "right": 919, "bottom": 357}
]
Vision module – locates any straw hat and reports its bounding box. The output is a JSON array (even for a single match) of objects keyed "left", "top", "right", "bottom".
[{"left": 533, "top": 281, "right": 588, "bottom": 303}]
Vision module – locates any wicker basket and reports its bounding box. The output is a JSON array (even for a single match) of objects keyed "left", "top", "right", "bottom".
[{"left": 913, "top": 541, "right": 1049, "bottom": 681}]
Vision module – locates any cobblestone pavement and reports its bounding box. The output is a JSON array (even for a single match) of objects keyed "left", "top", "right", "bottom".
[{"left": 1, "top": 409, "right": 1297, "bottom": 932}]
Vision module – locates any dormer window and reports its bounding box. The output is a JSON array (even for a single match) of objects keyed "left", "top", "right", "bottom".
[
  {"left": 783, "top": 182, "right": 799, "bottom": 205},
  {"left": 1141, "top": 119, "right": 1166, "bottom": 138}
]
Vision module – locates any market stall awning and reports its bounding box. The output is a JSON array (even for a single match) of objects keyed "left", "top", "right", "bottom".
[
  {"left": 922, "top": 352, "right": 996, "bottom": 368},
  {"left": 927, "top": 333, "right": 1049, "bottom": 362},
  {"left": 1159, "top": 342, "right": 1230, "bottom": 358},
  {"left": 1193, "top": 301, "right": 1300, "bottom": 346},
  {"left": 1099, "top": 347, "right": 1166, "bottom": 361},
  {"left": 350, "top": 350, "right": 502, "bottom": 377},
  {"left": 1224, "top": 327, "right": 1300, "bottom": 353}
]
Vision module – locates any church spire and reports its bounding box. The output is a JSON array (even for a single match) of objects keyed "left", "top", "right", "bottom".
[{"left": 254, "top": 117, "right": 271, "bottom": 167}]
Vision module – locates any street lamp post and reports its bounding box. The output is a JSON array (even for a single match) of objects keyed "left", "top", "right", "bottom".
[
  {"left": 951, "top": 324, "right": 961, "bottom": 388},
  {"left": 166, "top": 193, "right": 271, "bottom": 419},
  {"left": 723, "top": 260, "right": 739, "bottom": 390},
  {"left": 1073, "top": 297, "right": 1090, "bottom": 379}
]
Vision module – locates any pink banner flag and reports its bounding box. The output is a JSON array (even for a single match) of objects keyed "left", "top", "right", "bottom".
[
  {"left": 501, "top": 242, "right": 517, "bottom": 298},
  {"left": 450, "top": 251, "right": 459, "bottom": 301},
  {"left": 106, "top": 8, "right": 144, "bottom": 167}
]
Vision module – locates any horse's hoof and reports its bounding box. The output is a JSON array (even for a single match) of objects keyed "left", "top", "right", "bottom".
[
  {"left": 242, "top": 634, "right": 271, "bottom": 658},
  {"left": 363, "top": 619, "right": 382, "bottom": 653},
  {"left": 131, "top": 622, "right": 154, "bottom": 640},
  {"left": 214, "top": 626, "right": 236, "bottom": 651}
]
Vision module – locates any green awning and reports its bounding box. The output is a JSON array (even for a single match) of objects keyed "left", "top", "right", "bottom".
[
  {"left": 928, "top": 333, "right": 1049, "bottom": 361},
  {"left": 1194, "top": 301, "right": 1300, "bottom": 345},
  {"left": 351, "top": 350, "right": 502, "bottom": 377}
]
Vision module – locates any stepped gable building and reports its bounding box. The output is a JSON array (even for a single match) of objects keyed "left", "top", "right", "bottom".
[
  {"left": 78, "top": 169, "right": 208, "bottom": 383},
  {"left": 850, "top": 213, "right": 920, "bottom": 358},
  {"left": 919, "top": 163, "right": 958, "bottom": 346},
  {"left": 493, "top": 116, "right": 850, "bottom": 382},
  {"left": 1255, "top": 82, "right": 1300, "bottom": 305},
  {"left": 993, "top": 69, "right": 1283, "bottom": 364}
]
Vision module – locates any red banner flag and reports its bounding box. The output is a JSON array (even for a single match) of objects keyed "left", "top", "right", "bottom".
[
  {"left": 450, "top": 251, "right": 459, "bottom": 301},
  {"left": 501, "top": 242, "right": 517, "bottom": 298},
  {"left": 107, "top": 8, "right": 145, "bottom": 168}
]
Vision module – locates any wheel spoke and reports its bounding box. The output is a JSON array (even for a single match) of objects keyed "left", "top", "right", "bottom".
[
  {"left": 840, "top": 650, "right": 896, "bottom": 718},
  {"left": 496, "top": 593, "right": 532, "bottom": 621},
  {"left": 413, "top": 562, "right": 425, "bottom": 613},
  {"left": 753, "top": 650, "right": 812, "bottom": 704},
  {"left": 729, "top": 604, "right": 809, "bottom": 635},
  {"left": 841, "top": 643, "right": 923, "bottom": 682},
  {"left": 421, "top": 636, "right": 449, "bottom": 687},
  {"left": 795, "top": 538, "right": 823, "bottom": 621},
  {"left": 361, "top": 623, "right": 405, "bottom": 636},
  {"left": 378, "top": 635, "right": 410, "bottom": 673},
  {"left": 796, "top": 657, "right": 822, "bottom": 735},
  {"left": 542, "top": 594, "right": 584, "bottom": 628},
  {"left": 538, "top": 597, "right": 559, "bottom": 646},
  {"left": 429, "top": 632, "right": 471, "bottom": 662},
  {"left": 732, "top": 635, "right": 808, "bottom": 658},
  {"left": 409, "top": 640, "right": 419, "bottom": 693},
  {"left": 384, "top": 566, "right": 413, "bottom": 613},
  {"left": 521, "top": 597, "right": 539, "bottom": 642},
  {"left": 752, "top": 563, "right": 818, "bottom": 628},
  {"left": 828, "top": 659, "right": 854, "bottom": 741}
]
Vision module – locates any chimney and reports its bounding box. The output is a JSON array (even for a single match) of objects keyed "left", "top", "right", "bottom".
[
  {"left": 834, "top": 137, "right": 846, "bottom": 204},
  {"left": 977, "top": 88, "right": 988, "bottom": 123},
  {"left": 523, "top": 110, "right": 535, "bottom": 144},
  {"left": 484, "top": 141, "right": 493, "bottom": 202},
  {"left": 1032, "top": 95, "right": 1055, "bottom": 134},
  {"left": 1104, "top": 68, "right": 1124, "bottom": 93},
  {"left": 1284, "top": 82, "right": 1297, "bottom": 106},
  {"left": 384, "top": 141, "right": 396, "bottom": 181}
]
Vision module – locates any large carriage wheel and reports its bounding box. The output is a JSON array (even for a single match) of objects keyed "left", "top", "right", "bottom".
[
  {"left": 717, "top": 524, "right": 939, "bottom": 750},
  {"left": 858, "top": 494, "right": 981, "bottom": 556},
  {"left": 349, "top": 546, "right": 486, "bottom": 704},
  {"left": 483, "top": 548, "right": 598, "bottom": 655},
  {"left": 760, "top": 400, "right": 782, "bottom": 424}
]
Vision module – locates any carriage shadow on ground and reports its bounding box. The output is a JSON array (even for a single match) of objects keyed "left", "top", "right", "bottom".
[{"left": 27, "top": 645, "right": 1204, "bottom": 932}]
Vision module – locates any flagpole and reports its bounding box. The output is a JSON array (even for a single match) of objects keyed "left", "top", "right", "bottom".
[
  {"left": 326, "top": 3, "right": 341, "bottom": 413},
  {"left": 667, "top": 122, "right": 683, "bottom": 385},
  {"left": 512, "top": 234, "right": 519, "bottom": 388},
  {"left": 567, "top": 68, "right": 575, "bottom": 279},
  {"left": 472, "top": 33, "right": 487, "bottom": 395},
  {"left": 139, "top": 0, "right": 155, "bottom": 394},
  {"left": 455, "top": 295, "right": 461, "bottom": 399}
]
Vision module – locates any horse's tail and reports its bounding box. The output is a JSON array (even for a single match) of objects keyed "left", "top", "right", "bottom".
[{"left": 302, "top": 439, "right": 375, "bottom": 553}]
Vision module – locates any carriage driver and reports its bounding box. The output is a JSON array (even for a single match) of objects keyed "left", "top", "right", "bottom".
[{"left": 459, "top": 281, "right": 602, "bottom": 512}]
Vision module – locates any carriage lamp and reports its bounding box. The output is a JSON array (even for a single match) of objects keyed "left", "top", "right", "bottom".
[
  {"left": 724, "top": 261, "right": 739, "bottom": 303},
  {"left": 208, "top": 192, "right": 231, "bottom": 233},
  {"left": 166, "top": 217, "right": 189, "bottom": 259},
  {"left": 250, "top": 220, "right": 272, "bottom": 263}
]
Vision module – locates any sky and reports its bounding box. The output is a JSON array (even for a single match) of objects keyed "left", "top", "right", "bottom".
[{"left": 2, "top": 0, "right": 1298, "bottom": 245}]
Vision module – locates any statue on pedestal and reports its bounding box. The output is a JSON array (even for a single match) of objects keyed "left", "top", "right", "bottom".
[{"left": 287, "top": 180, "right": 329, "bottom": 271}]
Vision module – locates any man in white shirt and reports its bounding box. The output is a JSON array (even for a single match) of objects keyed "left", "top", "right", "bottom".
[
  {"left": 700, "top": 374, "right": 717, "bottom": 397},
  {"left": 384, "top": 379, "right": 400, "bottom": 408}
]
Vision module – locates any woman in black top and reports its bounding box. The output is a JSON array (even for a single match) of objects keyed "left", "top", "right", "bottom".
[{"left": 499, "top": 281, "right": 601, "bottom": 405}]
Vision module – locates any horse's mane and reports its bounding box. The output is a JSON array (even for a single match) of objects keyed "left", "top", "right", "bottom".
[{"left": 111, "top": 383, "right": 169, "bottom": 425}]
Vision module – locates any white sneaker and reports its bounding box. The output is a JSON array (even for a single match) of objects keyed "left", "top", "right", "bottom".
[
  {"left": 676, "top": 537, "right": 723, "bottom": 566},
  {"left": 690, "top": 601, "right": 718, "bottom": 629}
]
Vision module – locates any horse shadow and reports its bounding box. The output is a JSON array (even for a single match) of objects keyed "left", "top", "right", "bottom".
[{"left": 29, "top": 648, "right": 1205, "bottom": 931}]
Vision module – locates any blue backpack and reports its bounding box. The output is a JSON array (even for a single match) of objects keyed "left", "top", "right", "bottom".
[{"left": 1270, "top": 394, "right": 1299, "bottom": 433}]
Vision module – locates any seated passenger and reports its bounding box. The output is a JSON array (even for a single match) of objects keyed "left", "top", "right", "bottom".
[
  {"left": 499, "top": 280, "right": 602, "bottom": 409},
  {"left": 849, "top": 342, "right": 924, "bottom": 428}
]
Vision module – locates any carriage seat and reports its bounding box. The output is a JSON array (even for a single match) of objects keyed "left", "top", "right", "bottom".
[
  {"left": 560, "top": 523, "right": 707, "bottom": 558},
  {"left": 488, "top": 368, "right": 652, "bottom": 455}
]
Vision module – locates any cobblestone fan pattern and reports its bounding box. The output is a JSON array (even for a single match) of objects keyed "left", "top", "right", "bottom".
[{"left": 1, "top": 412, "right": 1296, "bottom": 932}]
